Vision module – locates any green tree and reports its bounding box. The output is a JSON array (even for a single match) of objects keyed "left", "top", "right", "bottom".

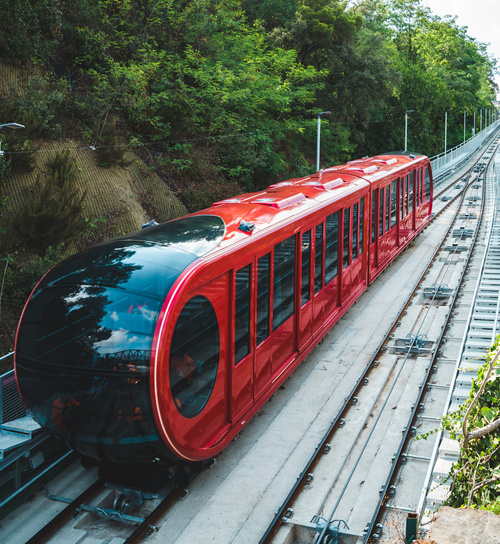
[{"left": 443, "top": 340, "right": 500, "bottom": 513}]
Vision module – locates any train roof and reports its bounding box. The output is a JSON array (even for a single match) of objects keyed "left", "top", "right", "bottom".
[
  {"left": 35, "top": 152, "right": 428, "bottom": 295},
  {"left": 181, "top": 151, "right": 429, "bottom": 249}
]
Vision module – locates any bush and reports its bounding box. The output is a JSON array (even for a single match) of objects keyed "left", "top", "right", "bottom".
[
  {"left": 11, "top": 151, "right": 86, "bottom": 249},
  {"left": 95, "top": 119, "right": 131, "bottom": 168}
]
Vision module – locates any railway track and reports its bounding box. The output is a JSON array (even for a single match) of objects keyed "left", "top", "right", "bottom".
[
  {"left": 1, "top": 132, "right": 499, "bottom": 544},
  {"left": 262, "top": 137, "right": 500, "bottom": 544}
]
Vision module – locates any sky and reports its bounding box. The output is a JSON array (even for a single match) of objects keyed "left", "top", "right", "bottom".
[{"left": 421, "top": 0, "right": 500, "bottom": 99}]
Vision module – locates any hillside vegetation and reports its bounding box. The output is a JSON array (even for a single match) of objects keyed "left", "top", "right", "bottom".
[{"left": 0, "top": 0, "right": 497, "bottom": 355}]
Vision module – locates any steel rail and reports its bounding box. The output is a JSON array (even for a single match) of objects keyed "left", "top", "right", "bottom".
[
  {"left": 416, "top": 147, "right": 500, "bottom": 516},
  {"left": 260, "top": 136, "right": 499, "bottom": 544},
  {"left": 364, "top": 140, "right": 499, "bottom": 543},
  {"left": 24, "top": 478, "right": 104, "bottom": 544}
]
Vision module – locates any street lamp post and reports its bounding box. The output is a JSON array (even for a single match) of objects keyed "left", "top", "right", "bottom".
[
  {"left": 404, "top": 110, "right": 414, "bottom": 152},
  {"left": 464, "top": 110, "right": 466, "bottom": 143},
  {"left": 316, "top": 111, "right": 331, "bottom": 172}
]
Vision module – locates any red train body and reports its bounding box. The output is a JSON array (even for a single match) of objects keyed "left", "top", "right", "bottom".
[{"left": 15, "top": 152, "right": 432, "bottom": 473}]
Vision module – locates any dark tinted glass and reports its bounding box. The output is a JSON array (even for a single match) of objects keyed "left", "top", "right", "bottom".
[
  {"left": 405, "top": 176, "right": 409, "bottom": 216},
  {"left": 352, "top": 203, "right": 359, "bottom": 262},
  {"left": 14, "top": 361, "right": 169, "bottom": 463},
  {"left": 372, "top": 189, "right": 377, "bottom": 243},
  {"left": 301, "top": 231, "right": 311, "bottom": 306},
  {"left": 391, "top": 180, "right": 397, "bottom": 228},
  {"left": 385, "top": 186, "right": 390, "bottom": 231},
  {"left": 126, "top": 215, "right": 225, "bottom": 256},
  {"left": 46, "top": 242, "right": 196, "bottom": 298},
  {"left": 409, "top": 171, "right": 415, "bottom": 213},
  {"left": 257, "top": 254, "right": 271, "bottom": 345},
  {"left": 343, "top": 208, "right": 351, "bottom": 269},
  {"left": 235, "top": 265, "right": 251, "bottom": 365},
  {"left": 325, "top": 211, "right": 339, "bottom": 283},
  {"left": 169, "top": 295, "right": 219, "bottom": 418},
  {"left": 400, "top": 177, "right": 405, "bottom": 219},
  {"left": 273, "top": 235, "right": 296, "bottom": 330},
  {"left": 425, "top": 167, "right": 431, "bottom": 202},
  {"left": 17, "top": 286, "right": 161, "bottom": 372},
  {"left": 359, "top": 197, "right": 365, "bottom": 256},
  {"left": 315, "top": 224, "right": 324, "bottom": 293},
  {"left": 379, "top": 188, "right": 384, "bottom": 237}
]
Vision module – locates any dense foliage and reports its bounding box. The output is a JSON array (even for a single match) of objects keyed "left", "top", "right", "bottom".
[
  {"left": 0, "top": 0, "right": 496, "bottom": 204},
  {"left": 0, "top": 0, "right": 497, "bottom": 354},
  {"left": 443, "top": 340, "right": 500, "bottom": 513}
]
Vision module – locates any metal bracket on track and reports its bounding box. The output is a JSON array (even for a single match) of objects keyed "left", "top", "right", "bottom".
[
  {"left": 392, "top": 334, "right": 434, "bottom": 354},
  {"left": 423, "top": 284, "right": 454, "bottom": 299},
  {"left": 282, "top": 514, "right": 362, "bottom": 544}
]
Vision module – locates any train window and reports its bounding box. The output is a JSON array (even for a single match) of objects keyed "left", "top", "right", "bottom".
[
  {"left": 352, "top": 204, "right": 358, "bottom": 262},
  {"left": 235, "top": 265, "right": 251, "bottom": 365},
  {"left": 301, "top": 231, "right": 311, "bottom": 306},
  {"left": 359, "top": 197, "right": 365, "bottom": 256},
  {"left": 391, "top": 180, "right": 397, "bottom": 228},
  {"left": 343, "top": 207, "right": 351, "bottom": 269},
  {"left": 273, "top": 235, "right": 296, "bottom": 330},
  {"left": 415, "top": 170, "right": 420, "bottom": 207},
  {"left": 385, "top": 185, "right": 390, "bottom": 232},
  {"left": 379, "top": 188, "right": 384, "bottom": 237},
  {"left": 16, "top": 286, "right": 161, "bottom": 372},
  {"left": 315, "top": 224, "right": 324, "bottom": 293},
  {"left": 425, "top": 167, "right": 431, "bottom": 202},
  {"left": 325, "top": 211, "right": 339, "bottom": 283},
  {"left": 409, "top": 171, "right": 415, "bottom": 213},
  {"left": 372, "top": 189, "right": 377, "bottom": 243},
  {"left": 405, "top": 176, "right": 409, "bottom": 216},
  {"left": 257, "top": 253, "right": 271, "bottom": 345},
  {"left": 170, "top": 295, "right": 219, "bottom": 418},
  {"left": 419, "top": 168, "right": 424, "bottom": 205},
  {"left": 400, "top": 177, "right": 405, "bottom": 219}
]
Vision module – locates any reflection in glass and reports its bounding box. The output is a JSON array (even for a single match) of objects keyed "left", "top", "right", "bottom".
[
  {"left": 409, "top": 171, "right": 415, "bottom": 213},
  {"left": 352, "top": 204, "right": 359, "bottom": 262},
  {"left": 343, "top": 207, "right": 351, "bottom": 269},
  {"left": 360, "top": 197, "right": 365, "bottom": 256},
  {"left": 15, "top": 214, "right": 226, "bottom": 462},
  {"left": 385, "top": 186, "right": 390, "bottom": 232},
  {"left": 372, "top": 189, "right": 377, "bottom": 243},
  {"left": 273, "top": 235, "right": 296, "bottom": 330},
  {"left": 325, "top": 212, "right": 339, "bottom": 283},
  {"left": 391, "top": 180, "right": 397, "bottom": 228},
  {"left": 257, "top": 254, "right": 271, "bottom": 345},
  {"left": 235, "top": 265, "right": 251, "bottom": 364},
  {"left": 379, "top": 188, "right": 384, "bottom": 237},
  {"left": 315, "top": 224, "right": 324, "bottom": 293},
  {"left": 169, "top": 296, "right": 219, "bottom": 418},
  {"left": 425, "top": 167, "right": 431, "bottom": 201},
  {"left": 301, "top": 231, "right": 311, "bottom": 306}
]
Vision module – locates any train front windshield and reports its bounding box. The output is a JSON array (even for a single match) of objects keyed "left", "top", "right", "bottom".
[{"left": 15, "top": 216, "right": 225, "bottom": 463}]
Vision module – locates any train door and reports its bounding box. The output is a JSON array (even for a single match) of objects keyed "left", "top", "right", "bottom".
[
  {"left": 165, "top": 273, "right": 230, "bottom": 452},
  {"left": 231, "top": 263, "right": 254, "bottom": 421},
  {"left": 341, "top": 199, "right": 366, "bottom": 303},
  {"left": 298, "top": 229, "right": 313, "bottom": 350}
]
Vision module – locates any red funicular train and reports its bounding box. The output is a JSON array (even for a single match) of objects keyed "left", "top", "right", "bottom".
[{"left": 15, "top": 152, "right": 432, "bottom": 482}]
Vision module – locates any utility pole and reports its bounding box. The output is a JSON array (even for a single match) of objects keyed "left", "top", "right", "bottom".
[{"left": 316, "top": 111, "right": 331, "bottom": 172}]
